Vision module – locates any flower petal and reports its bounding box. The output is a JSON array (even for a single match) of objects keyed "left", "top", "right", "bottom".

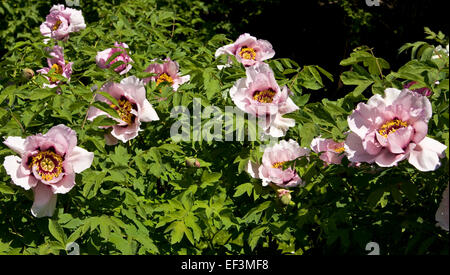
[
  {"left": 31, "top": 184, "right": 57, "bottom": 218},
  {"left": 50, "top": 173, "right": 76, "bottom": 194},
  {"left": 246, "top": 160, "right": 260, "bottom": 179},
  {"left": 344, "top": 132, "right": 376, "bottom": 163},
  {"left": 67, "top": 146, "right": 94, "bottom": 173},
  {"left": 408, "top": 137, "right": 447, "bottom": 171},
  {"left": 386, "top": 126, "right": 413, "bottom": 154},
  {"left": 3, "top": 136, "right": 26, "bottom": 156},
  {"left": 374, "top": 148, "right": 406, "bottom": 167},
  {"left": 3, "top": 155, "right": 37, "bottom": 190},
  {"left": 139, "top": 100, "right": 159, "bottom": 122}
]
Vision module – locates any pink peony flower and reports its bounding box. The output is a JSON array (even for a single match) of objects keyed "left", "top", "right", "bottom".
[
  {"left": 37, "top": 45, "right": 72, "bottom": 88},
  {"left": 40, "top": 4, "right": 86, "bottom": 42},
  {"left": 96, "top": 42, "right": 134, "bottom": 75},
  {"left": 87, "top": 76, "right": 159, "bottom": 144},
  {"left": 403, "top": 81, "right": 432, "bottom": 97},
  {"left": 143, "top": 58, "right": 190, "bottom": 91},
  {"left": 215, "top": 33, "right": 275, "bottom": 67},
  {"left": 435, "top": 184, "right": 449, "bottom": 231},
  {"left": 230, "top": 62, "right": 299, "bottom": 137},
  {"left": 2, "top": 125, "right": 94, "bottom": 217},
  {"left": 246, "top": 139, "right": 310, "bottom": 188},
  {"left": 310, "top": 137, "right": 346, "bottom": 165},
  {"left": 345, "top": 88, "right": 446, "bottom": 171}
]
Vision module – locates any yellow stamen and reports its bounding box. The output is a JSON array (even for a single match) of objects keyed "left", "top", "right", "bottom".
[
  {"left": 253, "top": 89, "right": 276, "bottom": 103},
  {"left": 49, "top": 63, "right": 63, "bottom": 83},
  {"left": 378, "top": 119, "right": 408, "bottom": 138},
  {"left": 111, "top": 98, "right": 134, "bottom": 125},
  {"left": 272, "top": 161, "right": 286, "bottom": 169},
  {"left": 239, "top": 47, "right": 256, "bottom": 60},
  {"left": 52, "top": 20, "right": 62, "bottom": 31},
  {"left": 333, "top": 147, "right": 345, "bottom": 154},
  {"left": 31, "top": 151, "right": 63, "bottom": 182},
  {"left": 156, "top": 73, "right": 174, "bottom": 86}
]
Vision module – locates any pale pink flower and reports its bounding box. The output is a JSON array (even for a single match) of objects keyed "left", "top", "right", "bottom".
[
  {"left": 215, "top": 33, "right": 275, "bottom": 67},
  {"left": 435, "top": 184, "right": 449, "bottom": 231},
  {"left": 311, "top": 137, "right": 346, "bottom": 165},
  {"left": 2, "top": 125, "right": 94, "bottom": 217},
  {"left": 96, "top": 42, "right": 134, "bottom": 75},
  {"left": 345, "top": 88, "right": 446, "bottom": 171},
  {"left": 87, "top": 76, "right": 159, "bottom": 144},
  {"left": 143, "top": 58, "right": 190, "bottom": 91},
  {"left": 37, "top": 45, "right": 72, "bottom": 88},
  {"left": 230, "top": 63, "right": 299, "bottom": 137},
  {"left": 403, "top": 81, "right": 432, "bottom": 97},
  {"left": 246, "top": 139, "right": 310, "bottom": 188},
  {"left": 40, "top": 4, "right": 86, "bottom": 42}
]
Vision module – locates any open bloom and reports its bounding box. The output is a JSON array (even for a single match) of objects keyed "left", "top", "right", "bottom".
[
  {"left": 403, "top": 81, "right": 432, "bottom": 97},
  {"left": 37, "top": 45, "right": 72, "bottom": 88},
  {"left": 345, "top": 88, "right": 446, "bottom": 171},
  {"left": 40, "top": 4, "right": 86, "bottom": 41},
  {"left": 87, "top": 76, "right": 159, "bottom": 144},
  {"left": 2, "top": 125, "right": 94, "bottom": 217},
  {"left": 311, "top": 137, "right": 346, "bottom": 165},
  {"left": 435, "top": 184, "right": 449, "bottom": 231},
  {"left": 246, "top": 139, "right": 310, "bottom": 188},
  {"left": 96, "top": 42, "right": 133, "bottom": 75},
  {"left": 215, "top": 33, "right": 275, "bottom": 67},
  {"left": 230, "top": 62, "right": 299, "bottom": 137},
  {"left": 143, "top": 58, "right": 190, "bottom": 91}
]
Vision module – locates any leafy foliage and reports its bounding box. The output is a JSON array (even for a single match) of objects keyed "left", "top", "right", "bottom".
[{"left": 0, "top": 0, "right": 448, "bottom": 255}]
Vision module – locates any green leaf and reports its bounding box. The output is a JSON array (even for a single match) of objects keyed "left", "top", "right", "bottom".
[
  {"left": 48, "top": 220, "right": 67, "bottom": 246},
  {"left": 165, "top": 221, "right": 186, "bottom": 244},
  {"left": 233, "top": 182, "right": 254, "bottom": 197},
  {"left": 97, "top": 91, "right": 120, "bottom": 107},
  {"left": 0, "top": 184, "right": 15, "bottom": 194},
  {"left": 91, "top": 101, "right": 121, "bottom": 119},
  {"left": 201, "top": 171, "right": 222, "bottom": 185}
]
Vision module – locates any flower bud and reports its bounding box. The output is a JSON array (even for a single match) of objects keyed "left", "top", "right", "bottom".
[
  {"left": 185, "top": 157, "right": 201, "bottom": 168},
  {"left": 277, "top": 189, "right": 292, "bottom": 205},
  {"left": 22, "top": 68, "right": 35, "bottom": 80}
]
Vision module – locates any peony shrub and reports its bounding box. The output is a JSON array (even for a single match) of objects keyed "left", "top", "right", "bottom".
[{"left": 0, "top": 1, "right": 448, "bottom": 255}]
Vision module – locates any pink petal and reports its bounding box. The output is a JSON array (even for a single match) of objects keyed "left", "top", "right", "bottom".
[
  {"left": 263, "top": 113, "right": 295, "bottom": 138},
  {"left": 111, "top": 120, "right": 141, "bottom": 143},
  {"left": 49, "top": 173, "right": 76, "bottom": 194},
  {"left": 278, "top": 93, "right": 299, "bottom": 115},
  {"left": 412, "top": 120, "right": 428, "bottom": 143},
  {"left": 246, "top": 161, "right": 260, "bottom": 179},
  {"left": 3, "top": 155, "right": 37, "bottom": 190},
  {"left": 374, "top": 149, "right": 406, "bottom": 167},
  {"left": 31, "top": 183, "right": 57, "bottom": 218},
  {"left": 66, "top": 146, "right": 94, "bottom": 173},
  {"left": 362, "top": 131, "right": 382, "bottom": 155},
  {"left": 139, "top": 100, "right": 159, "bottom": 122},
  {"left": 344, "top": 132, "right": 376, "bottom": 163},
  {"left": 104, "top": 133, "right": 119, "bottom": 145},
  {"left": 96, "top": 48, "right": 113, "bottom": 68},
  {"left": 386, "top": 126, "right": 413, "bottom": 154},
  {"left": 3, "top": 136, "right": 26, "bottom": 155},
  {"left": 45, "top": 124, "right": 78, "bottom": 154},
  {"left": 408, "top": 137, "right": 447, "bottom": 171}
]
